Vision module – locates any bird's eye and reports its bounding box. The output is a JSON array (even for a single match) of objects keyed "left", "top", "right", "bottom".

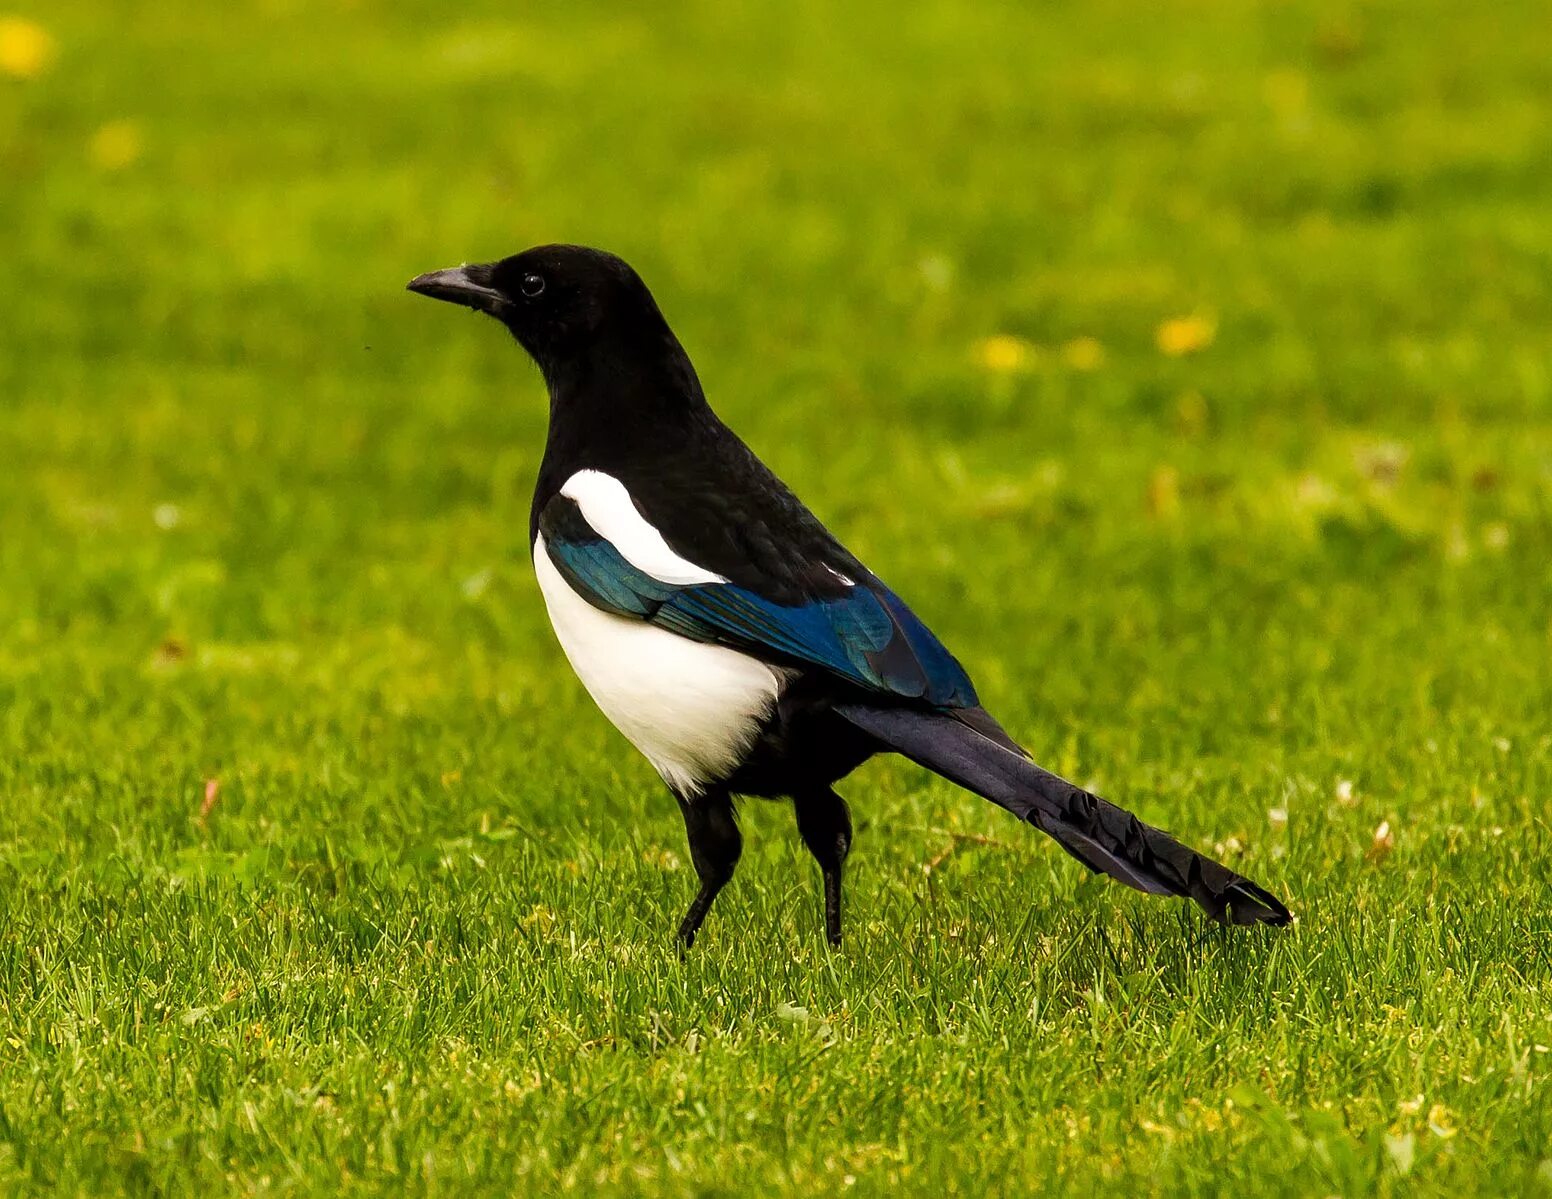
[{"left": 520, "top": 273, "right": 546, "bottom": 298}]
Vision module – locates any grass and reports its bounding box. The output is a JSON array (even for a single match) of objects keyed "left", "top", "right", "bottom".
[{"left": 3, "top": 0, "right": 1552, "bottom": 1192}]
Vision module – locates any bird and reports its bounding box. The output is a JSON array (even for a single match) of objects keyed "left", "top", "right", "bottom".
[{"left": 407, "top": 245, "right": 1292, "bottom": 948}]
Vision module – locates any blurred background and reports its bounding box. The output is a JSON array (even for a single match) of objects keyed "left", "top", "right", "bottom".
[
  {"left": 5, "top": 0, "right": 1548, "bottom": 813},
  {"left": 1, "top": 0, "right": 1550, "bottom": 1191}
]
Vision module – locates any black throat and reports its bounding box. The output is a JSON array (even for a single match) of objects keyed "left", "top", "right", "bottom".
[{"left": 528, "top": 318, "right": 718, "bottom": 539}]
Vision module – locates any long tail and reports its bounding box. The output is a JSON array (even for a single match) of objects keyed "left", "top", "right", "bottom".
[{"left": 835, "top": 703, "right": 1291, "bottom": 927}]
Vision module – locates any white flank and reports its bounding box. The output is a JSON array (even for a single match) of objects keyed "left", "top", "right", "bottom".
[
  {"left": 559, "top": 469, "right": 727, "bottom": 586},
  {"left": 533, "top": 532, "right": 780, "bottom": 794}
]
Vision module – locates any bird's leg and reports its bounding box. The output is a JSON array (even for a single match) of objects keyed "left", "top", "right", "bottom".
[
  {"left": 674, "top": 788, "right": 742, "bottom": 950},
  {"left": 793, "top": 788, "right": 853, "bottom": 946}
]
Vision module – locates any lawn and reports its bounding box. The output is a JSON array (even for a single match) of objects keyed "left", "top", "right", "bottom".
[{"left": 3, "top": 0, "right": 1551, "bottom": 1193}]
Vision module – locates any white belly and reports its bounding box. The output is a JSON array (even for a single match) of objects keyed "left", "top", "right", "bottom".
[{"left": 533, "top": 533, "right": 781, "bottom": 795}]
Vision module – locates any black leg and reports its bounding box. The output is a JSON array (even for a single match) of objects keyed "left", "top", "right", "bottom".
[
  {"left": 793, "top": 789, "right": 853, "bottom": 946},
  {"left": 675, "top": 788, "right": 742, "bottom": 949}
]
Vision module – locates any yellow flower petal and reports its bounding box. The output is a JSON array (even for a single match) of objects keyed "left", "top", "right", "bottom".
[
  {"left": 1147, "top": 465, "right": 1180, "bottom": 519},
  {"left": 972, "top": 334, "right": 1036, "bottom": 374},
  {"left": 0, "top": 15, "right": 54, "bottom": 78},
  {"left": 89, "top": 120, "right": 144, "bottom": 171},
  {"left": 1156, "top": 314, "right": 1217, "bottom": 357}
]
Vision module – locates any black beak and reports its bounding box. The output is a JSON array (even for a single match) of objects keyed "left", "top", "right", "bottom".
[{"left": 406, "top": 263, "right": 507, "bottom": 314}]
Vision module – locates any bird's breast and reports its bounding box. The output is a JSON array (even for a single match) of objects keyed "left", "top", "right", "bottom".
[{"left": 532, "top": 532, "right": 781, "bottom": 795}]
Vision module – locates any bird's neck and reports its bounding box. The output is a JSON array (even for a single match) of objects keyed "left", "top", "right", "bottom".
[{"left": 531, "top": 325, "right": 718, "bottom": 533}]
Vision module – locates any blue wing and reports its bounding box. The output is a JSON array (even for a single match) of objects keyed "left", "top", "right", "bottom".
[{"left": 538, "top": 499, "right": 978, "bottom": 708}]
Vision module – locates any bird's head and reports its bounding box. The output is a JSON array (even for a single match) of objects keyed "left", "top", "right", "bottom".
[{"left": 407, "top": 244, "right": 665, "bottom": 374}]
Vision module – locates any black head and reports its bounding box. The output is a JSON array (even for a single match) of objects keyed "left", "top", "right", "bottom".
[{"left": 407, "top": 244, "right": 668, "bottom": 373}]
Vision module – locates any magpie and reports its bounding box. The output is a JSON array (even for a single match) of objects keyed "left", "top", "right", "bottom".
[{"left": 407, "top": 245, "right": 1292, "bottom": 947}]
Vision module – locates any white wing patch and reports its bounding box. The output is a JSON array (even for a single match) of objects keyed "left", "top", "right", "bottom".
[
  {"left": 559, "top": 469, "right": 726, "bottom": 587},
  {"left": 533, "top": 531, "right": 780, "bottom": 795}
]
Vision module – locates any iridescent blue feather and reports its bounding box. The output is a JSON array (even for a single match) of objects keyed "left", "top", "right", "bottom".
[{"left": 540, "top": 518, "right": 977, "bottom": 709}]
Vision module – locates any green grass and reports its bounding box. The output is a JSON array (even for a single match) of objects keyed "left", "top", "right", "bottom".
[{"left": 3, "top": 0, "right": 1552, "bottom": 1192}]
